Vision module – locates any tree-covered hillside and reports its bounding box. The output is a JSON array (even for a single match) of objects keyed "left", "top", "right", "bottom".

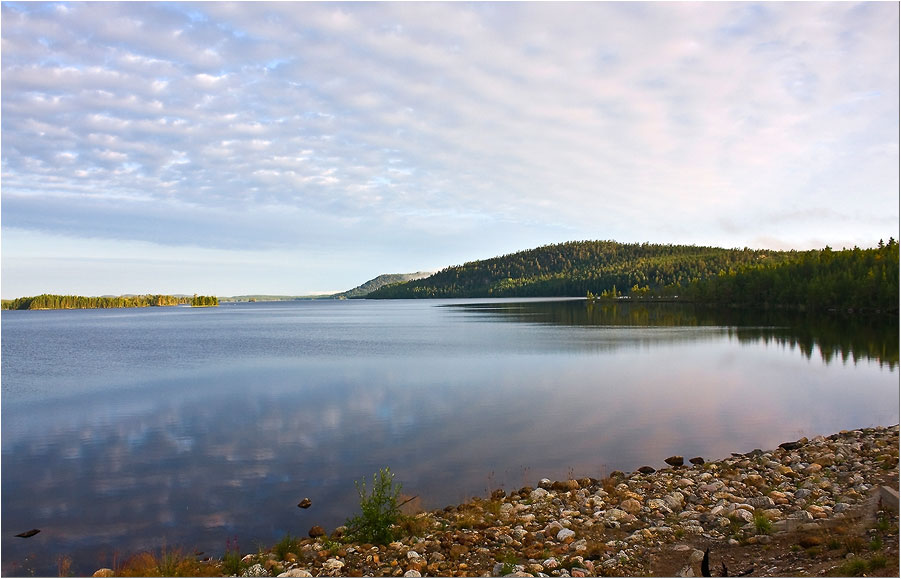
[
  {"left": 367, "top": 239, "right": 899, "bottom": 312},
  {"left": 365, "top": 241, "right": 787, "bottom": 299},
  {"left": 669, "top": 239, "right": 899, "bottom": 312}
]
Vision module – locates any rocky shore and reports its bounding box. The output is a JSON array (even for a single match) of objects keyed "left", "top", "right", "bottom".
[{"left": 97, "top": 425, "right": 899, "bottom": 577}]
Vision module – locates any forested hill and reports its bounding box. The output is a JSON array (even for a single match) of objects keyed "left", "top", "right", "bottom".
[
  {"left": 365, "top": 241, "right": 785, "bottom": 299},
  {"left": 365, "top": 239, "right": 899, "bottom": 312},
  {"left": 332, "top": 272, "right": 433, "bottom": 299}
]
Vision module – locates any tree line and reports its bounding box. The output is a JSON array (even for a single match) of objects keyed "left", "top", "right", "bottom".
[
  {"left": 365, "top": 239, "right": 898, "bottom": 312},
  {"left": 191, "top": 295, "right": 219, "bottom": 307},
  {"left": 1, "top": 294, "right": 194, "bottom": 310},
  {"left": 366, "top": 240, "right": 787, "bottom": 299},
  {"left": 660, "top": 239, "right": 899, "bottom": 312}
]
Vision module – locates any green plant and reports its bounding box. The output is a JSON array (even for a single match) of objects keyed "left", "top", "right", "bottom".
[
  {"left": 345, "top": 467, "right": 404, "bottom": 545},
  {"left": 274, "top": 533, "right": 301, "bottom": 560},
  {"left": 831, "top": 557, "right": 869, "bottom": 577},
  {"left": 869, "top": 554, "right": 887, "bottom": 570},
  {"left": 222, "top": 536, "right": 244, "bottom": 576},
  {"left": 499, "top": 552, "right": 518, "bottom": 575},
  {"left": 875, "top": 516, "right": 891, "bottom": 532},
  {"left": 754, "top": 512, "right": 772, "bottom": 535},
  {"left": 868, "top": 536, "right": 883, "bottom": 551}
]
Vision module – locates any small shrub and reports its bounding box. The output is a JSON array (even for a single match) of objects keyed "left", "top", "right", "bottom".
[
  {"left": 868, "top": 537, "right": 883, "bottom": 551},
  {"left": 869, "top": 554, "right": 887, "bottom": 570},
  {"left": 754, "top": 512, "right": 772, "bottom": 535},
  {"left": 274, "top": 533, "right": 301, "bottom": 560},
  {"left": 345, "top": 467, "right": 404, "bottom": 545},
  {"left": 831, "top": 557, "right": 868, "bottom": 577},
  {"left": 499, "top": 552, "right": 518, "bottom": 575}
]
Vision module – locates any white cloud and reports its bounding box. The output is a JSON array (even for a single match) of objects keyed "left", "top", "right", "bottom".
[{"left": 1, "top": 1, "right": 898, "bottom": 295}]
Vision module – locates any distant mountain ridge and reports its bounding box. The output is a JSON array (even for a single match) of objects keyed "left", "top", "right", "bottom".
[{"left": 334, "top": 272, "right": 433, "bottom": 299}]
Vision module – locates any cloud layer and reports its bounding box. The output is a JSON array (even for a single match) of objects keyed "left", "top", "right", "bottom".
[{"left": 2, "top": 2, "right": 898, "bottom": 295}]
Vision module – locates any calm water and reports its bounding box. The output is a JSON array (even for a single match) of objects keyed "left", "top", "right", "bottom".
[{"left": 2, "top": 299, "right": 898, "bottom": 575}]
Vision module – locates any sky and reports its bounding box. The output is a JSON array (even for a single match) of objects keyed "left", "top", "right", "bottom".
[{"left": 1, "top": 1, "right": 899, "bottom": 298}]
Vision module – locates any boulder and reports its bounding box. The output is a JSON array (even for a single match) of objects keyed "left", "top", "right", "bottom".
[
  {"left": 637, "top": 466, "right": 656, "bottom": 474},
  {"left": 308, "top": 525, "right": 326, "bottom": 538},
  {"left": 297, "top": 498, "right": 312, "bottom": 509},
  {"left": 665, "top": 456, "right": 684, "bottom": 467},
  {"left": 689, "top": 457, "right": 705, "bottom": 465}
]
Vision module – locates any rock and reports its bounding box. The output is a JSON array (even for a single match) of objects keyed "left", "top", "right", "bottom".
[
  {"left": 297, "top": 498, "right": 312, "bottom": 509},
  {"left": 557, "top": 528, "right": 576, "bottom": 543},
  {"left": 803, "top": 463, "right": 823, "bottom": 475},
  {"left": 403, "top": 571, "right": 421, "bottom": 578},
  {"left": 277, "top": 570, "right": 313, "bottom": 578},
  {"left": 637, "top": 466, "right": 656, "bottom": 474},
  {"left": 92, "top": 569, "right": 114, "bottom": 578},
  {"left": 241, "top": 563, "right": 269, "bottom": 577},
  {"left": 15, "top": 529, "right": 40, "bottom": 538},
  {"left": 530, "top": 488, "right": 550, "bottom": 501},
  {"left": 551, "top": 479, "right": 580, "bottom": 492},
  {"left": 663, "top": 492, "right": 684, "bottom": 511},
  {"left": 620, "top": 498, "right": 642, "bottom": 515},
  {"left": 689, "top": 457, "right": 705, "bottom": 465},
  {"left": 647, "top": 499, "right": 671, "bottom": 513},
  {"left": 665, "top": 456, "right": 684, "bottom": 467},
  {"left": 406, "top": 550, "right": 421, "bottom": 560},
  {"left": 732, "top": 509, "right": 754, "bottom": 524},
  {"left": 744, "top": 474, "right": 766, "bottom": 488},
  {"left": 747, "top": 496, "right": 775, "bottom": 508},
  {"left": 779, "top": 437, "right": 808, "bottom": 451},
  {"left": 538, "top": 478, "right": 553, "bottom": 489},
  {"left": 544, "top": 521, "right": 564, "bottom": 538},
  {"left": 322, "top": 558, "right": 345, "bottom": 576},
  {"left": 308, "top": 525, "right": 326, "bottom": 538},
  {"left": 542, "top": 557, "right": 560, "bottom": 570}
]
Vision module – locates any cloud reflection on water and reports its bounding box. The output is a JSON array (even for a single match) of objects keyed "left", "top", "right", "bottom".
[{"left": 2, "top": 302, "right": 897, "bottom": 576}]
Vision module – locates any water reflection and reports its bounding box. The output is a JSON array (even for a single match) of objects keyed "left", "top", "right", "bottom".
[
  {"left": 451, "top": 300, "right": 899, "bottom": 368},
  {"left": 2, "top": 301, "right": 898, "bottom": 576}
]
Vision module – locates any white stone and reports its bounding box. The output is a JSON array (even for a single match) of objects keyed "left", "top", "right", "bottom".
[
  {"left": 531, "top": 488, "right": 550, "bottom": 501},
  {"left": 403, "top": 571, "right": 421, "bottom": 578},
  {"left": 322, "top": 558, "right": 345, "bottom": 575},
  {"left": 278, "top": 570, "right": 313, "bottom": 578},
  {"left": 557, "top": 528, "right": 576, "bottom": 542}
]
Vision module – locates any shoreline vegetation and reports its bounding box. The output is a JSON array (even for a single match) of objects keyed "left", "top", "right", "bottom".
[
  {"left": 1, "top": 294, "right": 220, "bottom": 310},
  {"left": 26, "top": 425, "right": 897, "bottom": 578}
]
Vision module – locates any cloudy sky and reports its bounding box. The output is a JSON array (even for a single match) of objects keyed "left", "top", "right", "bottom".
[{"left": 2, "top": 2, "right": 898, "bottom": 297}]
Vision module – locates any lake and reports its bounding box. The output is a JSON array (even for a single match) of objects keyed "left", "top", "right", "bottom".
[{"left": 2, "top": 299, "right": 897, "bottom": 576}]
